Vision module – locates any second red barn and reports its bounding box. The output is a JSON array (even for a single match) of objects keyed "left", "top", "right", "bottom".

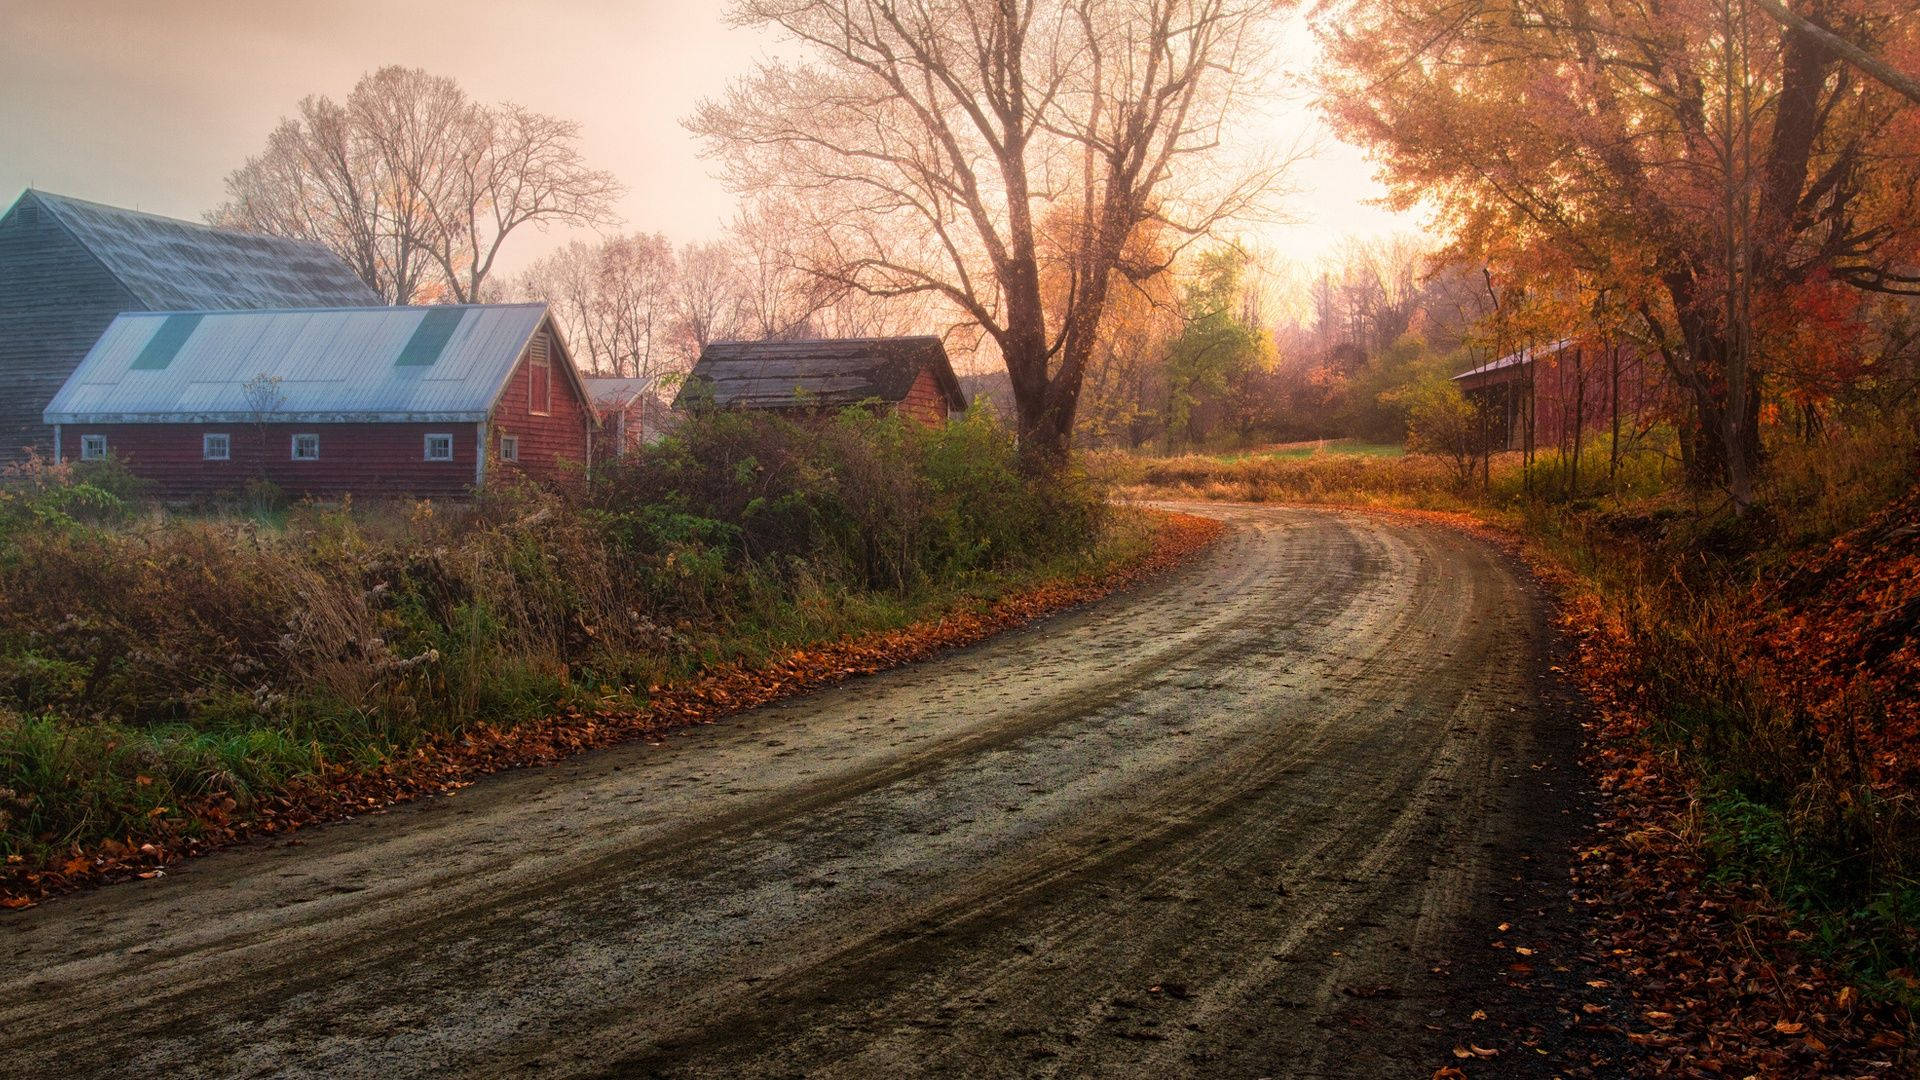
[{"left": 43, "top": 303, "right": 596, "bottom": 500}]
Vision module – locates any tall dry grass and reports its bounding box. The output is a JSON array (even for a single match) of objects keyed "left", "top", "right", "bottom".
[{"left": 0, "top": 407, "right": 1117, "bottom": 862}]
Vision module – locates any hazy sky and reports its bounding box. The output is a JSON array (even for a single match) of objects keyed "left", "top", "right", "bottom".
[{"left": 0, "top": 0, "right": 1417, "bottom": 279}]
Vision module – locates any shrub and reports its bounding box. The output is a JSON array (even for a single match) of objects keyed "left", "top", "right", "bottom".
[{"left": 0, "top": 405, "right": 1110, "bottom": 861}]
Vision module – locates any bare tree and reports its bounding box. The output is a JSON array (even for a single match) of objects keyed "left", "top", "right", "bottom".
[
  {"left": 691, "top": 0, "right": 1290, "bottom": 462},
  {"left": 675, "top": 240, "right": 742, "bottom": 353},
  {"left": 728, "top": 199, "right": 844, "bottom": 340},
  {"left": 215, "top": 66, "right": 621, "bottom": 305},
  {"left": 516, "top": 233, "right": 682, "bottom": 378},
  {"left": 215, "top": 95, "right": 439, "bottom": 303}
]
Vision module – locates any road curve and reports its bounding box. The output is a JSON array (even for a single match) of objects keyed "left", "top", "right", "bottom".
[{"left": 0, "top": 504, "right": 1577, "bottom": 1078}]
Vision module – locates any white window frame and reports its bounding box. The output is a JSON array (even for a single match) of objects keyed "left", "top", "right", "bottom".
[
  {"left": 290, "top": 433, "right": 320, "bottom": 461},
  {"left": 79, "top": 434, "right": 107, "bottom": 461},
  {"left": 528, "top": 333, "right": 552, "bottom": 416},
  {"left": 499, "top": 432, "right": 520, "bottom": 463},
  {"left": 203, "top": 433, "right": 231, "bottom": 461},
  {"left": 423, "top": 433, "right": 454, "bottom": 462}
]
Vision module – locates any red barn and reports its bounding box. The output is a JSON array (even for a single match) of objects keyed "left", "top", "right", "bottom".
[
  {"left": 1453, "top": 337, "right": 1674, "bottom": 454},
  {"left": 44, "top": 303, "right": 596, "bottom": 500},
  {"left": 583, "top": 375, "right": 673, "bottom": 459}
]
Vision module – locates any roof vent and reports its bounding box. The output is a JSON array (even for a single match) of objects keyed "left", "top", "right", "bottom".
[
  {"left": 130, "top": 313, "right": 204, "bottom": 371},
  {"left": 395, "top": 307, "right": 467, "bottom": 367},
  {"left": 13, "top": 202, "right": 36, "bottom": 228}
]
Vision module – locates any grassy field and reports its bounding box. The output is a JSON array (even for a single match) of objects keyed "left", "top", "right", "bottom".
[{"left": 1219, "top": 438, "right": 1405, "bottom": 461}]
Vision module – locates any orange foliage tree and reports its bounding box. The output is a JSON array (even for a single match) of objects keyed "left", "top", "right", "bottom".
[{"left": 1320, "top": 0, "right": 1920, "bottom": 502}]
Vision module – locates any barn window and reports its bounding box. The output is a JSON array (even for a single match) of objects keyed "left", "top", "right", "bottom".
[
  {"left": 499, "top": 433, "right": 520, "bottom": 462},
  {"left": 291, "top": 433, "right": 320, "bottom": 461},
  {"left": 80, "top": 434, "right": 107, "bottom": 461},
  {"left": 528, "top": 332, "right": 552, "bottom": 416},
  {"left": 424, "top": 433, "right": 454, "bottom": 461},
  {"left": 203, "top": 433, "right": 231, "bottom": 460}
]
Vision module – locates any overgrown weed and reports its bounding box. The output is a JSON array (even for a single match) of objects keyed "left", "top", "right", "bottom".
[{"left": 0, "top": 406, "right": 1114, "bottom": 863}]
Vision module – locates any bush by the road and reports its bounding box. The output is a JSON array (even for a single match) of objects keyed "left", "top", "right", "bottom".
[{"left": 0, "top": 408, "right": 1118, "bottom": 867}]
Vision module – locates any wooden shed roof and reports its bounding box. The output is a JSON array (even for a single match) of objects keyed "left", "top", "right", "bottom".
[{"left": 673, "top": 336, "right": 967, "bottom": 414}]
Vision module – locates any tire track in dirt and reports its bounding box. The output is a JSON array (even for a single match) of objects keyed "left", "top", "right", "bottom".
[{"left": 0, "top": 504, "right": 1579, "bottom": 1079}]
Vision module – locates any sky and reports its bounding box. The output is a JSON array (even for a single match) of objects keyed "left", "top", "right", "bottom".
[{"left": 0, "top": 0, "right": 1419, "bottom": 281}]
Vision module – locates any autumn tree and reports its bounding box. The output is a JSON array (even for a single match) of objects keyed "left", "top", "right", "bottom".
[
  {"left": 691, "top": 0, "right": 1289, "bottom": 463},
  {"left": 1037, "top": 209, "right": 1180, "bottom": 446},
  {"left": 1321, "top": 0, "right": 1920, "bottom": 504},
  {"left": 215, "top": 67, "right": 620, "bottom": 304},
  {"left": 1163, "top": 248, "right": 1271, "bottom": 447},
  {"left": 1399, "top": 376, "right": 1484, "bottom": 489}
]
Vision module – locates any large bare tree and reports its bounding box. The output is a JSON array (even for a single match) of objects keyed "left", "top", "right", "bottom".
[
  {"left": 214, "top": 67, "right": 621, "bottom": 305},
  {"left": 691, "top": 0, "right": 1288, "bottom": 461}
]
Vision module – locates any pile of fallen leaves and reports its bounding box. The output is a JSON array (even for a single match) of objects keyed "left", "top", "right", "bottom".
[
  {"left": 1547, "top": 583, "right": 1917, "bottom": 1076},
  {"left": 0, "top": 511, "right": 1223, "bottom": 909},
  {"left": 1745, "top": 485, "right": 1920, "bottom": 794}
]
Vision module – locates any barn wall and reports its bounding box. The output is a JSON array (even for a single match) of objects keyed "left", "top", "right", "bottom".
[
  {"left": 896, "top": 365, "right": 951, "bottom": 425},
  {"left": 0, "top": 196, "right": 141, "bottom": 464},
  {"left": 1463, "top": 344, "right": 1674, "bottom": 452},
  {"left": 56, "top": 422, "right": 479, "bottom": 501},
  {"left": 488, "top": 332, "right": 594, "bottom": 487}
]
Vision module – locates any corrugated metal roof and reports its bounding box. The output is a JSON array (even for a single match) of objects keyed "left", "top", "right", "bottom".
[
  {"left": 45, "top": 304, "right": 553, "bottom": 423},
  {"left": 1453, "top": 338, "right": 1575, "bottom": 384},
  {"left": 674, "top": 337, "right": 967, "bottom": 412},
  {"left": 28, "top": 190, "right": 380, "bottom": 310},
  {"left": 583, "top": 375, "right": 662, "bottom": 410}
]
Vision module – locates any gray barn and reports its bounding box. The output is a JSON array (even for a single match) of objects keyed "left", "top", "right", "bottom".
[
  {"left": 0, "top": 190, "right": 378, "bottom": 462},
  {"left": 673, "top": 337, "right": 967, "bottom": 425}
]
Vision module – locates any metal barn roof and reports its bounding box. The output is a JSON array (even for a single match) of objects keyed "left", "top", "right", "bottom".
[
  {"left": 24, "top": 190, "right": 380, "bottom": 310},
  {"left": 1452, "top": 338, "right": 1575, "bottom": 387},
  {"left": 674, "top": 336, "right": 967, "bottom": 413},
  {"left": 46, "top": 304, "right": 557, "bottom": 423},
  {"left": 583, "top": 375, "right": 663, "bottom": 410}
]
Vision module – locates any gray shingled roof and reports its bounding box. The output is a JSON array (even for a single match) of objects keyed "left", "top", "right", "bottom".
[
  {"left": 30, "top": 190, "right": 379, "bottom": 310},
  {"left": 674, "top": 336, "right": 967, "bottom": 413}
]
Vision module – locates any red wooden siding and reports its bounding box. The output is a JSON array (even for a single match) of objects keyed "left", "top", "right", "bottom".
[
  {"left": 486, "top": 328, "right": 594, "bottom": 487},
  {"left": 896, "top": 365, "right": 951, "bottom": 425},
  {"left": 56, "top": 422, "right": 479, "bottom": 501},
  {"left": 1463, "top": 342, "right": 1675, "bottom": 452}
]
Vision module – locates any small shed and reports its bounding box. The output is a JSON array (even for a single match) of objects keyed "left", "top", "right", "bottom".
[
  {"left": 673, "top": 337, "right": 967, "bottom": 424},
  {"left": 1454, "top": 337, "right": 1670, "bottom": 452},
  {"left": 583, "top": 375, "right": 672, "bottom": 457},
  {"left": 44, "top": 303, "right": 596, "bottom": 500},
  {"left": 0, "top": 189, "right": 378, "bottom": 463}
]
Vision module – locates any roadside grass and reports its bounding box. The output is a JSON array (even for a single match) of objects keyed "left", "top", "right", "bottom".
[
  {"left": 1089, "top": 444, "right": 1515, "bottom": 512},
  {"left": 0, "top": 407, "right": 1156, "bottom": 873},
  {"left": 1214, "top": 438, "right": 1406, "bottom": 461}
]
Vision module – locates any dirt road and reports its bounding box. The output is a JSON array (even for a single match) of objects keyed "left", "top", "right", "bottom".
[{"left": 0, "top": 504, "right": 1588, "bottom": 1078}]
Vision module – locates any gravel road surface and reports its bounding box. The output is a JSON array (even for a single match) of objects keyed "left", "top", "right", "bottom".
[{"left": 0, "top": 503, "right": 1585, "bottom": 1078}]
